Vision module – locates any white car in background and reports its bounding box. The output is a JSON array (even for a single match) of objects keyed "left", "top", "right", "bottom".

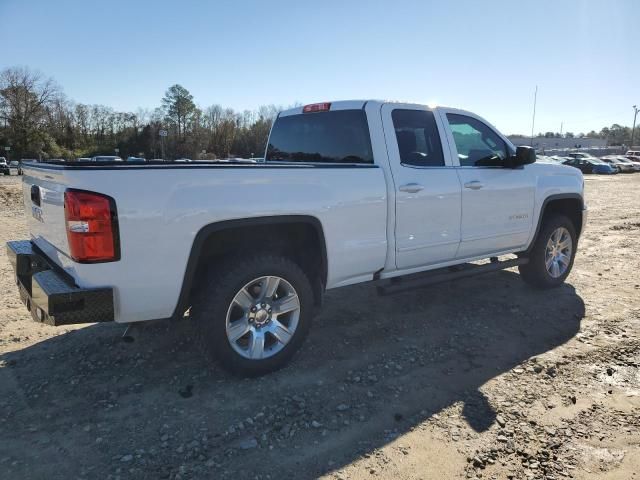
[
  {"left": 549, "top": 155, "right": 571, "bottom": 163},
  {"left": 600, "top": 156, "right": 635, "bottom": 173},
  {"left": 0, "top": 157, "right": 9, "bottom": 175},
  {"left": 610, "top": 156, "right": 640, "bottom": 172},
  {"left": 625, "top": 150, "right": 640, "bottom": 162}
]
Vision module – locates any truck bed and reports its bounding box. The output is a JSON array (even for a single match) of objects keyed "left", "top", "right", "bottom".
[{"left": 21, "top": 161, "right": 388, "bottom": 322}]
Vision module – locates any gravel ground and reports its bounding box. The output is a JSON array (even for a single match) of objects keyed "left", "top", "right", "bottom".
[{"left": 1, "top": 172, "right": 639, "bottom": 480}]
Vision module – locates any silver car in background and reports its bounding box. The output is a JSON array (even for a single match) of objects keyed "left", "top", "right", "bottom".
[{"left": 601, "top": 156, "right": 636, "bottom": 173}]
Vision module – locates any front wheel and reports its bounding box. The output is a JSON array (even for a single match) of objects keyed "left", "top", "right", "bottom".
[
  {"left": 192, "top": 254, "right": 314, "bottom": 376},
  {"left": 519, "top": 214, "right": 577, "bottom": 289}
]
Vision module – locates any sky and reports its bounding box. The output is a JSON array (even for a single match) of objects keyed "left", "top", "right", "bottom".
[{"left": 1, "top": 0, "right": 638, "bottom": 135}]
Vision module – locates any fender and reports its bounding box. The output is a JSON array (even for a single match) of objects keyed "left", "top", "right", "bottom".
[
  {"left": 171, "top": 215, "right": 328, "bottom": 319},
  {"left": 525, "top": 193, "right": 584, "bottom": 254}
]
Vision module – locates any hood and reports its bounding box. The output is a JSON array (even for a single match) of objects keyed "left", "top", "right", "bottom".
[{"left": 528, "top": 160, "right": 584, "bottom": 177}]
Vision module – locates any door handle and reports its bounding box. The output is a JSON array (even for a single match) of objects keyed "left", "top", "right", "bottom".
[
  {"left": 399, "top": 183, "right": 424, "bottom": 193},
  {"left": 464, "top": 181, "right": 484, "bottom": 190}
]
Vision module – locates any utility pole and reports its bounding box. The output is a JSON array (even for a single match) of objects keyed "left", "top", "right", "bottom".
[
  {"left": 560, "top": 121, "right": 563, "bottom": 137},
  {"left": 632, "top": 105, "right": 639, "bottom": 148},
  {"left": 530, "top": 85, "right": 538, "bottom": 146}
]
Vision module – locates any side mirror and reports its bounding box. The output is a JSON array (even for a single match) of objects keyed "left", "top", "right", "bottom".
[{"left": 508, "top": 146, "right": 536, "bottom": 168}]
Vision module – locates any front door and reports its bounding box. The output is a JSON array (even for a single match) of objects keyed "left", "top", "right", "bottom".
[
  {"left": 381, "top": 104, "right": 462, "bottom": 270},
  {"left": 439, "top": 110, "right": 536, "bottom": 259}
]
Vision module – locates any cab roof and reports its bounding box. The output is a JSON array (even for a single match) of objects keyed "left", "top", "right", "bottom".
[{"left": 278, "top": 100, "right": 447, "bottom": 117}]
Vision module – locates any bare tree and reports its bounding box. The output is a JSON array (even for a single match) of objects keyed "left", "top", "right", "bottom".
[{"left": 0, "top": 66, "right": 61, "bottom": 157}]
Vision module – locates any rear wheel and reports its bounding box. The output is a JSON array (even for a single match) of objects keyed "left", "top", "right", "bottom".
[
  {"left": 519, "top": 214, "right": 577, "bottom": 289},
  {"left": 192, "top": 254, "right": 314, "bottom": 376}
]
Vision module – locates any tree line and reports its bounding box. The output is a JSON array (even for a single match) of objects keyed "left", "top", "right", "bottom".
[
  {"left": 0, "top": 66, "right": 284, "bottom": 161},
  {"left": 1, "top": 66, "right": 637, "bottom": 161},
  {"left": 535, "top": 124, "right": 637, "bottom": 145}
]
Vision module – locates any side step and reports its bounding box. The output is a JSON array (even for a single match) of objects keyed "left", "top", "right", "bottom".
[{"left": 376, "top": 257, "right": 529, "bottom": 296}]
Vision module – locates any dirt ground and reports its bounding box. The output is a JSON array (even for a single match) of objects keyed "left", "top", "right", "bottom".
[{"left": 0, "top": 172, "right": 639, "bottom": 480}]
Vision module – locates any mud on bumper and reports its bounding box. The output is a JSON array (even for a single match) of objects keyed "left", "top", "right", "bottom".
[{"left": 6, "top": 240, "right": 114, "bottom": 326}]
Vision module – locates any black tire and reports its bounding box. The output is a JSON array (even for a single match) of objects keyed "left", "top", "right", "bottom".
[
  {"left": 519, "top": 214, "right": 577, "bottom": 289},
  {"left": 192, "top": 253, "right": 314, "bottom": 377}
]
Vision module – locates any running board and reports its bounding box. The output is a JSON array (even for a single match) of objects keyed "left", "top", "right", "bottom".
[{"left": 376, "top": 257, "right": 529, "bottom": 296}]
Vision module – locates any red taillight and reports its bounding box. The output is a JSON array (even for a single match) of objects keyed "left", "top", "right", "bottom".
[
  {"left": 303, "top": 102, "right": 331, "bottom": 113},
  {"left": 64, "top": 190, "right": 119, "bottom": 263}
]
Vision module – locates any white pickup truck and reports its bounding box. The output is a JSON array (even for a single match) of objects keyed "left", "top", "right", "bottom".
[{"left": 7, "top": 100, "right": 587, "bottom": 375}]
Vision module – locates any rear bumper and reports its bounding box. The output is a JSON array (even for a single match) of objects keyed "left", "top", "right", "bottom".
[{"left": 6, "top": 240, "right": 114, "bottom": 326}]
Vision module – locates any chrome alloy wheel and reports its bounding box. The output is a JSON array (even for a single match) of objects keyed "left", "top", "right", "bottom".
[
  {"left": 545, "top": 227, "right": 572, "bottom": 278},
  {"left": 225, "top": 276, "right": 301, "bottom": 360}
]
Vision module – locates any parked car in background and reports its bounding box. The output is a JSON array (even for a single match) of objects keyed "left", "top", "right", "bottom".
[
  {"left": 549, "top": 155, "right": 571, "bottom": 163},
  {"left": 625, "top": 150, "right": 640, "bottom": 161},
  {"left": 599, "top": 156, "right": 634, "bottom": 173},
  {"left": 567, "top": 152, "right": 600, "bottom": 161},
  {"left": 9, "top": 160, "right": 23, "bottom": 175},
  {"left": 603, "top": 156, "right": 640, "bottom": 172},
  {"left": 562, "top": 157, "right": 617, "bottom": 174},
  {"left": 126, "top": 156, "right": 146, "bottom": 162},
  {"left": 91, "top": 156, "right": 122, "bottom": 162},
  {"left": 77, "top": 157, "right": 91, "bottom": 161},
  {"left": 0, "top": 157, "right": 9, "bottom": 175},
  {"left": 619, "top": 156, "right": 640, "bottom": 171}
]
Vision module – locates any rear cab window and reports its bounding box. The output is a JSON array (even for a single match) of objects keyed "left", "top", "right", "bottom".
[{"left": 265, "top": 110, "right": 373, "bottom": 164}]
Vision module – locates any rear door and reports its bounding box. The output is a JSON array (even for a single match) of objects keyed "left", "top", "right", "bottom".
[
  {"left": 438, "top": 109, "right": 535, "bottom": 258},
  {"left": 381, "top": 104, "right": 461, "bottom": 269}
]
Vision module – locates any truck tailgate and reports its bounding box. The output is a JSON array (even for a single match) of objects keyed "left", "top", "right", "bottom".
[{"left": 22, "top": 165, "right": 71, "bottom": 264}]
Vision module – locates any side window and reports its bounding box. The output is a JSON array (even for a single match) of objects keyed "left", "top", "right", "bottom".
[
  {"left": 446, "top": 113, "right": 509, "bottom": 167},
  {"left": 391, "top": 109, "right": 445, "bottom": 167}
]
